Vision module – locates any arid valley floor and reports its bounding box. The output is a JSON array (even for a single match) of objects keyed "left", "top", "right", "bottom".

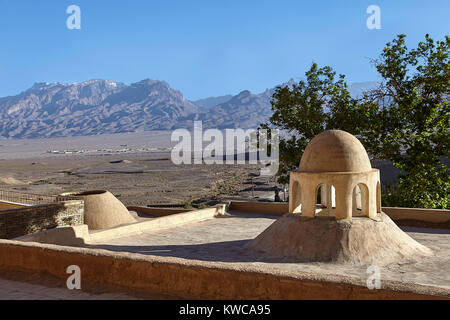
[{"left": 0, "top": 131, "right": 276, "bottom": 207}]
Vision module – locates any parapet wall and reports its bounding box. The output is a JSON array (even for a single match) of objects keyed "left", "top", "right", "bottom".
[
  {"left": 229, "top": 201, "right": 450, "bottom": 227},
  {"left": 89, "top": 205, "right": 225, "bottom": 242},
  {"left": 229, "top": 201, "right": 290, "bottom": 215},
  {"left": 0, "top": 201, "right": 84, "bottom": 239},
  {"left": 0, "top": 203, "right": 448, "bottom": 299},
  {"left": 382, "top": 207, "right": 450, "bottom": 227},
  {"left": 0, "top": 240, "right": 447, "bottom": 300},
  {"left": 127, "top": 206, "right": 192, "bottom": 217},
  {"left": 14, "top": 205, "right": 225, "bottom": 246}
]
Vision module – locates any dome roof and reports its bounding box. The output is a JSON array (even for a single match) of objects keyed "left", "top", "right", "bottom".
[
  {"left": 59, "top": 190, "right": 136, "bottom": 230},
  {"left": 299, "top": 130, "right": 372, "bottom": 173}
]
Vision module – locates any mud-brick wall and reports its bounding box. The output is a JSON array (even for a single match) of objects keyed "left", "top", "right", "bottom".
[{"left": 0, "top": 201, "right": 84, "bottom": 239}]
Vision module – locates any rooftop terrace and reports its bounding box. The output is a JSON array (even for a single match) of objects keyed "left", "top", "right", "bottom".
[{"left": 1, "top": 202, "right": 448, "bottom": 300}]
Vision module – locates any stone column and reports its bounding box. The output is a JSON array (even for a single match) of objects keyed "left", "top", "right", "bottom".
[
  {"left": 352, "top": 187, "right": 358, "bottom": 214},
  {"left": 301, "top": 183, "right": 316, "bottom": 218},
  {"left": 368, "top": 182, "right": 378, "bottom": 219},
  {"left": 360, "top": 184, "right": 370, "bottom": 217},
  {"left": 326, "top": 185, "right": 333, "bottom": 208},
  {"left": 335, "top": 186, "right": 352, "bottom": 220},
  {"left": 376, "top": 181, "right": 381, "bottom": 213},
  {"left": 321, "top": 184, "right": 327, "bottom": 207},
  {"left": 289, "top": 175, "right": 302, "bottom": 214}
]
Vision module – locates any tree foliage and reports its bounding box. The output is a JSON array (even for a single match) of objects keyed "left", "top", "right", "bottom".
[{"left": 266, "top": 34, "right": 449, "bottom": 209}]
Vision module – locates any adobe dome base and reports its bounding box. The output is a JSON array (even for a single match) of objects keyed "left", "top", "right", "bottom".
[{"left": 246, "top": 212, "right": 433, "bottom": 265}]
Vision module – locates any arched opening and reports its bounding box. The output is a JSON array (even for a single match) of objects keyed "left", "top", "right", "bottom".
[
  {"left": 315, "top": 183, "right": 336, "bottom": 217},
  {"left": 352, "top": 185, "right": 362, "bottom": 212},
  {"left": 316, "top": 184, "right": 326, "bottom": 208},
  {"left": 330, "top": 185, "right": 336, "bottom": 209},
  {"left": 352, "top": 183, "right": 369, "bottom": 217},
  {"left": 291, "top": 181, "right": 302, "bottom": 213}
]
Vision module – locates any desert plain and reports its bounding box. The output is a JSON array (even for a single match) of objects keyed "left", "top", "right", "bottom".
[{"left": 0, "top": 131, "right": 275, "bottom": 208}]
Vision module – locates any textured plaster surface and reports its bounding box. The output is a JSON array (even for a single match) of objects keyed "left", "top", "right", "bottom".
[
  {"left": 87, "top": 211, "right": 450, "bottom": 290},
  {"left": 0, "top": 270, "right": 177, "bottom": 300},
  {"left": 0, "top": 276, "right": 138, "bottom": 300},
  {"left": 61, "top": 191, "right": 136, "bottom": 230},
  {"left": 299, "top": 130, "right": 372, "bottom": 173},
  {"left": 247, "top": 213, "right": 433, "bottom": 265}
]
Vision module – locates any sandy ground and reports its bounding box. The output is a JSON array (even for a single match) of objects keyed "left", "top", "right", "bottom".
[
  {"left": 0, "top": 132, "right": 278, "bottom": 207},
  {"left": 0, "top": 131, "right": 174, "bottom": 160},
  {"left": 0, "top": 131, "right": 414, "bottom": 206}
]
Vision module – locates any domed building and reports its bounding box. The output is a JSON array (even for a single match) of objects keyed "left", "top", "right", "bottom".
[
  {"left": 248, "top": 130, "right": 432, "bottom": 265},
  {"left": 289, "top": 130, "right": 381, "bottom": 220}
]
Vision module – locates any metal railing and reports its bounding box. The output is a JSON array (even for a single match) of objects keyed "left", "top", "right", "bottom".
[{"left": 0, "top": 189, "right": 77, "bottom": 206}]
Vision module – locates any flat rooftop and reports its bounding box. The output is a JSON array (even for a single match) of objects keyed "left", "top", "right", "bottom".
[
  {"left": 2, "top": 204, "right": 449, "bottom": 299},
  {"left": 0, "top": 276, "right": 137, "bottom": 300},
  {"left": 86, "top": 211, "right": 450, "bottom": 291}
]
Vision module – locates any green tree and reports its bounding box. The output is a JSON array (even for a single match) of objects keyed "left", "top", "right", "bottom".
[
  {"left": 265, "top": 63, "right": 360, "bottom": 184},
  {"left": 266, "top": 34, "right": 449, "bottom": 209},
  {"left": 361, "top": 34, "right": 449, "bottom": 209}
]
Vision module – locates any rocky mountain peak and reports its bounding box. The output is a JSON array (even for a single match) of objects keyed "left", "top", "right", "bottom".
[{"left": 0, "top": 79, "right": 377, "bottom": 138}]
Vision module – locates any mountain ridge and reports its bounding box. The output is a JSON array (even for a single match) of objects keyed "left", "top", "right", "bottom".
[{"left": 0, "top": 79, "right": 377, "bottom": 139}]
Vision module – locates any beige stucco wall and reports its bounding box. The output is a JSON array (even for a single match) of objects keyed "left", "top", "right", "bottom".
[
  {"left": 2, "top": 202, "right": 448, "bottom": 299},
  {"left": 127, "top": 206, "right": 192, "bottom": 217},
  {"left": 382, "top": 207, "right": 450, "bottom": 224},
  {"left": 15, "top": 225, "right": 90, "bottom": 246},
  {"left": 229, "top": 201, "right": 450, "bottom": 224},
  {"left": 89, "top": 205, "right": 225, "bottom": 242},
  {"left": 0, "top": 240, "right": 447, "bottom": 300},
  {"left": 289, "top": 169, "right": 381, "bottom": 220},
  {"left": 229, "top": 202, "right": 290, "bottom": 215},
  {"left": 12, "top": 205, "right": 225, "bottom": 245}
]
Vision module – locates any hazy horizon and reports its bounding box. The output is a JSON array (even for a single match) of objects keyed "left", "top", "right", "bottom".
[{"left": 0, "top": 78, "right": 379, "bottom": 101}]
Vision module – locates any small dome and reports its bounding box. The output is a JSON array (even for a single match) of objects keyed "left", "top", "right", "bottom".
[
  {"left": 60, "top": 190, "right": 136, "bottom": 230},
  {"left": 299, "top": 130, "right": 372, "bottom": 173}
]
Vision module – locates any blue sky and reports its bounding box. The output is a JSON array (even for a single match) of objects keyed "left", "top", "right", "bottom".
[{"left": 0, "top": 0, "right": 448, "bottom": 100}]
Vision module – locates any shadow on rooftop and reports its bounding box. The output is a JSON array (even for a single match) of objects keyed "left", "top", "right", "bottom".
[
  {"left": 84, "top": 239, "right": 292, "bottom": 263},
  {"left": 400, "top": 226, "right": 450, "bottom": 235}
]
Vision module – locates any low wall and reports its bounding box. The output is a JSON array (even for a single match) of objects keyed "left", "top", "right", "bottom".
[
  {"left": 0, "top": 201, "right": 25, "bottom": 210},
  {"left": 0, "top": 240, "right": 447, "bottom": 300},
  {"left": 382, "top": 207, "right": 450, "bottom": 224},
  {"left": 229, "top": 202, "right": 290, "bottom": 215},
  {"left": 15, "top": 225, "right": 90, "bottom": 246},
  {"left": 229, "top": 201, "right": 450, "bottom": 227},
  {"left": 12, "top": 205, "right": 225, "bottom": 245},
  {"left": 127, "top": 206, "right": 192, "bottom": 217},
  {"left": 0, "top": 189, "right": 77, "bottom": 206},
  {"left": 0, "top": 201, "right": 84, "bottom": 239},
  {"left": 89, "top": 205, "right": 226, "bottom": 242}
]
